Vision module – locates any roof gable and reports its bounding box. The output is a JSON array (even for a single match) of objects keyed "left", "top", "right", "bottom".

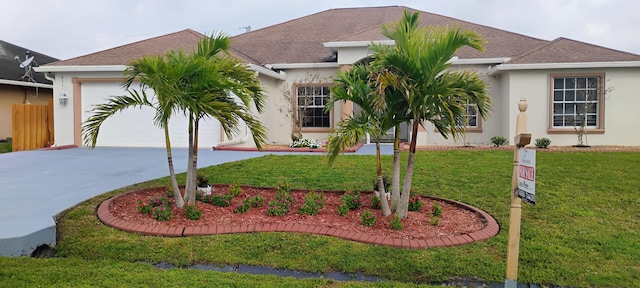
[
  {"left": 508, "top": 37, "right": 640, "bottom": 64},
  {"left": 0, "top": 40, "right": 58, "bottom": 83},
  {"left": 48, "top": 29, "right": 204, "bottom": 66}
]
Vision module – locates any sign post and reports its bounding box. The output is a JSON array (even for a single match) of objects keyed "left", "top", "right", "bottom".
[{"left": 505, "top": 99, "right": 532, "bottom": 288}]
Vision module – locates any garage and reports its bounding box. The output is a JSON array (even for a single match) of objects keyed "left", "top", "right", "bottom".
[{"left": 81, "top": 82, "right": 221, "bottom": 148}]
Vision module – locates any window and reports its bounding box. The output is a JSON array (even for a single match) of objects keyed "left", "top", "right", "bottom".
[
  {"left": 455, "top": 101, "right": 479, "bottom": 129},
  {"left": 551, "top": 75, "right": 603, "bottom": 130},
  {"left": 296, "top": 85, "right": 331, "bottom": 128}
]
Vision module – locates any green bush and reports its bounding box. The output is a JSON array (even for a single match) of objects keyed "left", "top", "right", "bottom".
[
  {"left": 267, "top": 184, "right": 295, "bottom": 216},
  {"left": 360, "top": 210, "right": 376, "bottom": 227},
  {"left": 535, "top": 137, "right": 551, "bottom": 148},
  {"left": 184, "top": 204, "right": 203, "bottom": 220},
  {"left": 152, "top": 205, "right": 173, "bottom": 221},
  {"left": 490, "top": 136, "right": 508, "bottom": 147},
  {"left": 431, "top": 202, "right": 443, "bottom": 217},
  {"left": 340, "top": 190, "right": 362, "bottom": 210},
  {"left": 234, "top": 202, "right": 250, "bottom": 214},
  {"left": 210, "top": 194, "right": 233, "bottom": 207},
  {"left": 137, "top": 200, "right": 152, "bottom": 214},
  {"left": 408, "top": 194, "right": 423, "bottom": 212},
  {"left": 389, "top": 214, "right": 403, "bottom": 230},
  {"left": 298, "top": 191, "right": 325, "bottom": 216},
  {"left": 228, "top": 183, "right": 242, "bottom": 197},
  {"left": 371, "top": 195, "right": 381, "bottom": 210},
  {"left": 430, "top": 216, "right": 440, "bottom": 226},
  {"left": 337, "top": 202, "right": 349, "bottom": 216},
  {"left": 246, "top": 195, "right": 264, "bottom": 208}
]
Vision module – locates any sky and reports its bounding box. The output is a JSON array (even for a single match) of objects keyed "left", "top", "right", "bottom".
[{"left": 1, "top": 0, "right": 638, "bottom": 60}]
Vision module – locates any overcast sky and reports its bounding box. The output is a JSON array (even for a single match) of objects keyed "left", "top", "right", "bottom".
[{"left": 1, "top": 0, "right": 638, "bottom": 60}]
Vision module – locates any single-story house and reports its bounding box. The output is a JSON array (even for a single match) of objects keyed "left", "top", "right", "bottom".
[
  {"left": 36, "top": 6, "right": 640, "bottom": 148},
  {"left": 0, "top": 40, "right": 58, "bottom": 140}
]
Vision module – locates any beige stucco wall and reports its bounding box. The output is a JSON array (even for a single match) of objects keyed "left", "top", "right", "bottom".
[
  {"left": 0, "top": 85, "right": 53, "bottom": 139},
  {"left": 259, "top": 67, "right": 341, "bottom": 146},
  {"left": 504, "top": 67, "right": 640, "bottom": 146}
]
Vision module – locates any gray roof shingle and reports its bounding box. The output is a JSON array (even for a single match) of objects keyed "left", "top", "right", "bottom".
[{"left": 0, "top": 40, "right": 58, "bottom": 83}]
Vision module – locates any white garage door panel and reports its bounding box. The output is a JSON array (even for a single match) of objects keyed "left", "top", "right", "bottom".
[{"left": 82, "top": 83, "right": 220, "bottom": 148}]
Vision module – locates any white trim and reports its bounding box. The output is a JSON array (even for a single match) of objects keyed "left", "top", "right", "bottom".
[
  {"left": 0, "top": 79, "right": 53, "bottom": 89},
  {"left": 488, "top": 61, "right": 640, "bottom": 75},
  {"left": 323, "top": 40, "right": 395, "bottom": 48},
  {"left": 247, "top": 64, "right": 287, "bottom": 80},
  {"left": 34, "top": 65, "right": 128, "bottom": 73},
  {"left": 448, "top": 57, "right": 511, "bottom": 65},
  {"left": 265, "top": 63, "right": 340, "bottom": 69}
]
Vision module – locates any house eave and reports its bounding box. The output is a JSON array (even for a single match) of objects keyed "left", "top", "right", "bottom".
[
  {"left": 0, "top": 79, "right": 53, "bottom": 89},
  {"left": 247, "top": 64, "right": 287, "bottom": 80},
  {"left": 488, "top": 61, "right": 640, "bottom": 75},
  {"left": 34, "top": 65, "right": 128, "bottom": 73},
  {"left": 265, "top": 63, "right": 341, "bottom": 69},
  {"left": 448, "top": 57, "right": 511, "bottom": 65}
]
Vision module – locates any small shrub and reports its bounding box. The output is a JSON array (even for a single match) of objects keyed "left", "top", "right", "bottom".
[
  {"left": 150, "top": 196, "right": 168, "bottom": 207},
  {"left": 228, "top": 183, "right": 242, "bottom": 197},
  {"left": 430, "top": 216, "right": 440, "bottom": 226},
  {"left": 267, "top": 184, "right": 295, "bottom": 216},
  {"left": 337, "top": 202, "right": 349, "bottom": 216},
  {"left": 137, "top": 200, "right": 152, "bottom": 214},
  {"left": 535, "top": 137, "right": 551, "bottom": 149},
  {"left": 196, "top": 175, "right": 209, "bottom": 187},
  {"left": 371, "top": 195, "right": 381, "bottom": 210},
  {"left": 298, "top": 191, "right": 325, "bottom": 216},
  {"left": 166, "top": 186, "right": 174, "bottom": 198},
  {"left": 290, "top": 138, "right": 321, "bottom": 149},
  {"left": 184, "top": 203, "right": 203, "bottom": 220},
  {"left": 341, "top": 190, "right": 362, "bottom": 210},
  {"left": 246, "top": 196, "right": 264, "bottom": 208},
  {"left": 360, "top": 210, "right": 376, "bottom": 227},
  {"left": 408, "top": 194, "right": 423, "bottom": 212},
  {"left": 491, "top": 136, "right": 508, "bottom": 147},
  {"left": 235, "top": 202, "right": 250, "bottom": 214},
  {"left": 210, "top": 194, "right": 233, "bottom": 207},
  {"left": 152, "top": 205, "right": 173, "bottom": 221},
  {"left": 389, "top": 214, "right": 403, "bottom": 230},
  {"left": 431, "top": 202, "right": 443, "bottom": 217},
  {"left": 196, "top": 192, "right": 211, "bottom": 203}
]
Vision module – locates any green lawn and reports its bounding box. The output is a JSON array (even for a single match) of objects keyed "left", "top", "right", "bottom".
[
  {"left": 2, "top": 150, "right": 639, "bottom": 287},
  {"left": 0, "top": 138, "right": 11, "bottom": 153}
]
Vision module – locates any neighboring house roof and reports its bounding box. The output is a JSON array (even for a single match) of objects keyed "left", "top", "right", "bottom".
[
  {"left": 42, "top": 5, "right": 640, "bottom": 69},
  {"left": 0, "top": 40, "right": 58, "bottom": 83},
  {"left": 507, "top": 37, "right": 640, "bottom": 64}
]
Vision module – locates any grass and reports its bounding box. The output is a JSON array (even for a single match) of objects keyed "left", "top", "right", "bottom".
[
  {"left": 3, "top": 150, "right": 640, "bottom": 287},
  {"left": 0, "top": 138, "right": 11, "bottom": 153}
]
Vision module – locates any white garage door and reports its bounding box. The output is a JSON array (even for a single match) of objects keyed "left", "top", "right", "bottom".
[{"left": 82, "top": 82, "right": 221, "bottom": 148}]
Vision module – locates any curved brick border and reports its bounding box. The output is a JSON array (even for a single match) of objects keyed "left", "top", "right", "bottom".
[{"left": 97, "top": 186, "right": 499, "bottom": 249}]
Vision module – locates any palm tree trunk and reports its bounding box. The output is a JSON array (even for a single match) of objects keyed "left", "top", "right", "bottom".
[
  {"left": 164, "top": 125, "right": 184, "bottom": 208},
  {"left": 187, "top": 117, "right": 201, "bottom": 205},
  {"left": 391, "top": 124, "right": 401, "bottom": 211},
  {"left": 185, "top": 113, "right": 195, "bottom": 204},
  {"left": 376, "top": 142, "right": 392, "bottom": 216},
  {"left": 397, "top": 120, "right": 419, "bottom": 218}
]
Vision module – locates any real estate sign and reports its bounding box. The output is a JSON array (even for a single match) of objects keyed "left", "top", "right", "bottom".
[{"left": 517, "top": 148, "right": 536, "bottom": 205}]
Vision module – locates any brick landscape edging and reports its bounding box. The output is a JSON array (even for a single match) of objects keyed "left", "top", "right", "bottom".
[{"left": 97, "top": 186, "right": 499, "bottom": 249}]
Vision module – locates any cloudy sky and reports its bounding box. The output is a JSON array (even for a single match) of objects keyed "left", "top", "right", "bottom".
[{"left": 1, "top": 0, "right": 638, "bottom": 60}]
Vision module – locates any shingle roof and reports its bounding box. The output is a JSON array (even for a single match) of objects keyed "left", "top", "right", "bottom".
[
  {"left": 43, "top": 6, "right": 640, "bottom": 68},
  {"left": 507, "top": 37, "right": 640, "bottom": 64},
  {"left": 49, "top": 29, "right": 205, "bottom": 66},
  {"left": 0, "top": 40, "right": 58, "bottom": 83}
]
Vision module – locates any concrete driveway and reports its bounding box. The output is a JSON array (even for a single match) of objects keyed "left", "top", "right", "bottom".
[{"left": 0, "top": 145, "right": 389, "bottom": 256}]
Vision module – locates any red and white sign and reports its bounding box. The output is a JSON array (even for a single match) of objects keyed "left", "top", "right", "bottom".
[{"left": 517, "top": 148, "right": 536, "bottom": 205}]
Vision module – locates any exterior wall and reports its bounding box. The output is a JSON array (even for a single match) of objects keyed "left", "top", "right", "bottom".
[
  {"left": 505, "top": 67, "right": 640, "bottom": 146},
  {"left": 336, "top": 47, "right": 372, "bottom": 65},
  {"left": 261, "top": 67, "right": 341, "bottom": 146},
  {"left": 0, "top": 85, "right": 53, "bottom": 139},
  {"left": 418, "top": 64, "right": 505, "bottom": 146}
]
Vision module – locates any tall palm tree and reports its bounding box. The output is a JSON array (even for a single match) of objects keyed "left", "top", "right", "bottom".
[
  {"left": 372, "top": 11, "right": 492, "bottom": 218},
  {"left": 83, "top": 33, "right": 267, "bottom": 208},
  {"left": 326, "top": 64, "right": 394, "bottom": 216}
]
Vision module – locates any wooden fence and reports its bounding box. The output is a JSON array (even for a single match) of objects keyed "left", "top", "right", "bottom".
[{"left": 11, "top": 99, "right": 54, "bottom": 152}]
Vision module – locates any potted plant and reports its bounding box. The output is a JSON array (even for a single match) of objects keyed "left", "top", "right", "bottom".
[{"left": 196, "top": 175, "right": 211, "bottom": 195}]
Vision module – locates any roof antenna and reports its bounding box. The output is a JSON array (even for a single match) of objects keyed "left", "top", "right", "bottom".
[
  {"left": 14, "top": 50, "right": 37, "bottom": 83},
  {"left": 239, "top": 26, "right": 251, "bottom": 33}
]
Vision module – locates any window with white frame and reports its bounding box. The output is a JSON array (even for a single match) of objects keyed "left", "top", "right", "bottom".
[
  {"left": 454, "top": 101, "right": 479, "bottom": 129},
  {"left": 551, "top": 76, "right": 601, "bottom": 128},
  {"left": 296, "top": 85, "right": 331, "bottom": 128}
]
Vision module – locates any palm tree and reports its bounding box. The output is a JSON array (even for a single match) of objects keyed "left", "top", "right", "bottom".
[
  {"left": 371, "top": 11, "right": 492, "bottom": 218},
  {"left": 326, "top": 64, "right": 394, "bottom": 216},
  {"left": 83, "top": 33, "right": 267, "bottom": 208}
]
